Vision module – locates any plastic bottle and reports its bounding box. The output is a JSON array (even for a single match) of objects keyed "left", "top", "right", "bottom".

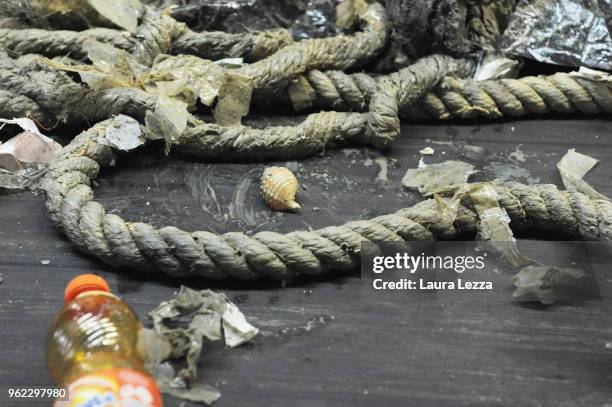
[{"left": 46, "top": 274, "right": 162, "bottom": 407}]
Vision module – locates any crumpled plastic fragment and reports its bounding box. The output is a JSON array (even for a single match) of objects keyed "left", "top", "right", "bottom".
[
  {"left": 34, "top": 0, "right": 144, "bottom": 32},
  {"left": 44, "top": 40, "right": 145, "bottom": 91},
  {"left": 557, "top": 148, "right": 610, "bottom": 202},
  {"left": 147, "top": 362, "right": 221, "bottom": 405},
  {"left": 87, "top": 0, "right": 143, "bottom": 33},
  {"left": 401, "top": 160, "right": 475, "bottom": 196},
  {"left": 0, "top": 167, "right": 46, "bottom": 191},
  {"left": 142, "top": 286, "right": 258, "bottom": 405},
  {"left": 473, "top": 53, "right": 521, "bottom": 81},
  {"left": 512, "top": 266, "right": 588, "bottom": 305},
  {"left": 96, "top": 114, "right": 145, "bottom": 151},
  {"left": 0, "top": 117, "right": 61, "bottom": 190},
  {"left": 466, "top": 184, "right": 532, "bottom": 269},
  {"left": 213, "top": 72, "right": 253, "bottom": 126},
  {"left": 0, "top": 130, "right": 61, "bottom": 171},
  {"left": 144, "top": 91, "right": 190, "bottom": 154},
  {"left": 502, "top": 0, "right": 612, "bottom": 70},
  {"left": 144, "top": 55, "right": 229, "bottom": 108}
]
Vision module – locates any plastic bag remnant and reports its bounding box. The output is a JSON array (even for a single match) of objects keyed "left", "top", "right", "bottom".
[
  {"left": 33, "top": 0, "right": 144, "bottom": 32},
  {"left": 0, "top": 118, "right": 61, "bottom": 190},
  {"left": 43, "top": 39, "right": 144, "bottom": 91},
  {"left": 402, "top": 160, "right": 475, "bottom": 196},
  {"left": 144, "top": 91, "right": 190, "bottom": 153},
  {"left": 557, "top": 148, "right": 610, "bottom": 202},
  {"left": 502, "top": 0, "right": 612, "bottom": 70},
  {"left": 512, "top": 266, "right": 588, "bottom": 305},
  {"left": 96, "top": 114, "right": 145, "bottom": 152},
  {"left": 142, "top": 286, "right": 258, "bottom": 404},
  {"left": 144, "top": 55, "right": 229, "bottom": 108},
  {"left": 213, "top": 72, "right": 253, "bottom": 127}
]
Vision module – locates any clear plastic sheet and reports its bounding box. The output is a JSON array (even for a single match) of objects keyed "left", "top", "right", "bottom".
[{"left": 502, "top": 0, "right": 612, "bottom": 70}]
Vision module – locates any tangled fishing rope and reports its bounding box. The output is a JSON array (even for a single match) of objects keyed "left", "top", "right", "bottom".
[
  {"left": 0, "top": 0, "right": 609, "bottom": 281},
  {"left": 40, "top": 116, "right": 612, "bottom": 281}
]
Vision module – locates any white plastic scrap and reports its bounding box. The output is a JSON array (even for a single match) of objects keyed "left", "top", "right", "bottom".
[
  {"left": 402, "top": 160, "right": 476, "bottom": 195},
  {"left": 96, "top": 114, "right": 146, "bottom": 152},
  {"left": 419, "top": 147, "right": 435, "bottom": 156},
  {"left": 557, "top": 148, "right": 609, "bottom": 201},
  {"left": 0, "top": 118, "right": 61, "bottom": 190}
]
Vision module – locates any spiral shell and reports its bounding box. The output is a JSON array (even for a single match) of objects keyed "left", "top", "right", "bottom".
[{"left": 261, "top": 166, "right": 301, "bottom": 211}]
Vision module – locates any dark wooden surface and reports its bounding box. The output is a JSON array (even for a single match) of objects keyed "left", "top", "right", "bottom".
[{"left": 1, "top": 117, "right": 611, "bottom": 407}]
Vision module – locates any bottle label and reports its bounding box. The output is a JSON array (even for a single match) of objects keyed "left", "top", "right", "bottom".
[{"left": 54, "top": 368, "right": 162, "bottom": 407}]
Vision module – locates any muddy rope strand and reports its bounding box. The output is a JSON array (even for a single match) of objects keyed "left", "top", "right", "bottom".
[
  {"left": 40, "top": 117, "right": 612, "bottom": 281},
  {"left": 287, "top": 70, "right": 612, "bottom": 119}
]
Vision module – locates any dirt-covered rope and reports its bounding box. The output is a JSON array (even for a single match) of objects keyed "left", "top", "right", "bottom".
[
  {"left": 405, "top": 74, "right": 612, "bottom": 120},
  {"left": 40, "top": 116, "right": 612, "bottom": 281},
  {"left": 0, "top": 53, "right": 85, "bottom": 123},
  {"left": 0, "top": 89, "right": 55, "bottom": 127},
  {"left": 0, "top": 28, "right": 135, "bottom": 58},
  {"left": 238, "top": 1, "right": 388, "bottom": 96},
  {"left": 287, "top": 69, "right": 612, "bottom": 120},
  {"left": 172, "top": 111, "right": 371, "bottom": 160},
  {"left": 0, "top": 52, "right": 161, "bottom": 126},
  {"left": 0, "top": 16, "right": 290, "bottom": 65},
  {"left": 366, "top": 54, "right": 472, "bottom": 148},
  {"left": 171, "top": 28, "right": 294, "bottom": 63}
]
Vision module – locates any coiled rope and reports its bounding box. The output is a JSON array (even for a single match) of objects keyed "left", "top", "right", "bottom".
[{"left": 40, "top": 116, "right": 612, "bottom": 282}]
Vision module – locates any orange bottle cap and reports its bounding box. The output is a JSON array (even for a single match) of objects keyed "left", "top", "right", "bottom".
[{"left": 65, "top": 274, "right": 111, "bottom": 303}]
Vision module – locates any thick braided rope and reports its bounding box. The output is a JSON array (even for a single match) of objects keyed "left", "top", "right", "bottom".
[
  {"left": 0, "top": 54, "right": 156, "bottom": 126},
  {"left": 0, "top": 53, "right": 86, "bottom": 123},
  {"left": 171, "top": 28, "right": 294, "bottom": 63},
  {"left": 0, "top": 16, "right": 291, "bottom": 67},
  {"left": 0, "top": 89, "right": 55, "bottom": 127},
  {"left": 173, "top": 111, "right": 371, "bottom": 160},
  {"left": 287, "top": 70, "right": 612, "bottom": 119},
  {"left": 0, "top": 27, "right": 135, "bottom": 58},
  {"left": 404, "top": 74, "right": 612, "bottom": 120},
  {"left": 0, "top": 53, "right": 375, "bottom": 160},
  {"left": 39, "top": 117, "right": 612, "bottom": 281},
  {"left": 238, "top": 1, "right": 388, "bottom": 94},
  {"left": 367, "top": 55, "right": 475, "bottom": 149}
]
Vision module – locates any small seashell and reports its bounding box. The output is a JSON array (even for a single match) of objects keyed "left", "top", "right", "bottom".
[{"left": 261, "top": 166, "right": 301, "bottom": 211}]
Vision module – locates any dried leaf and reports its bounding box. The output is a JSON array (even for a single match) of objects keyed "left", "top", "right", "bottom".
[{"left": 37, "top": 0, "right": 143, "bottom": 33}]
